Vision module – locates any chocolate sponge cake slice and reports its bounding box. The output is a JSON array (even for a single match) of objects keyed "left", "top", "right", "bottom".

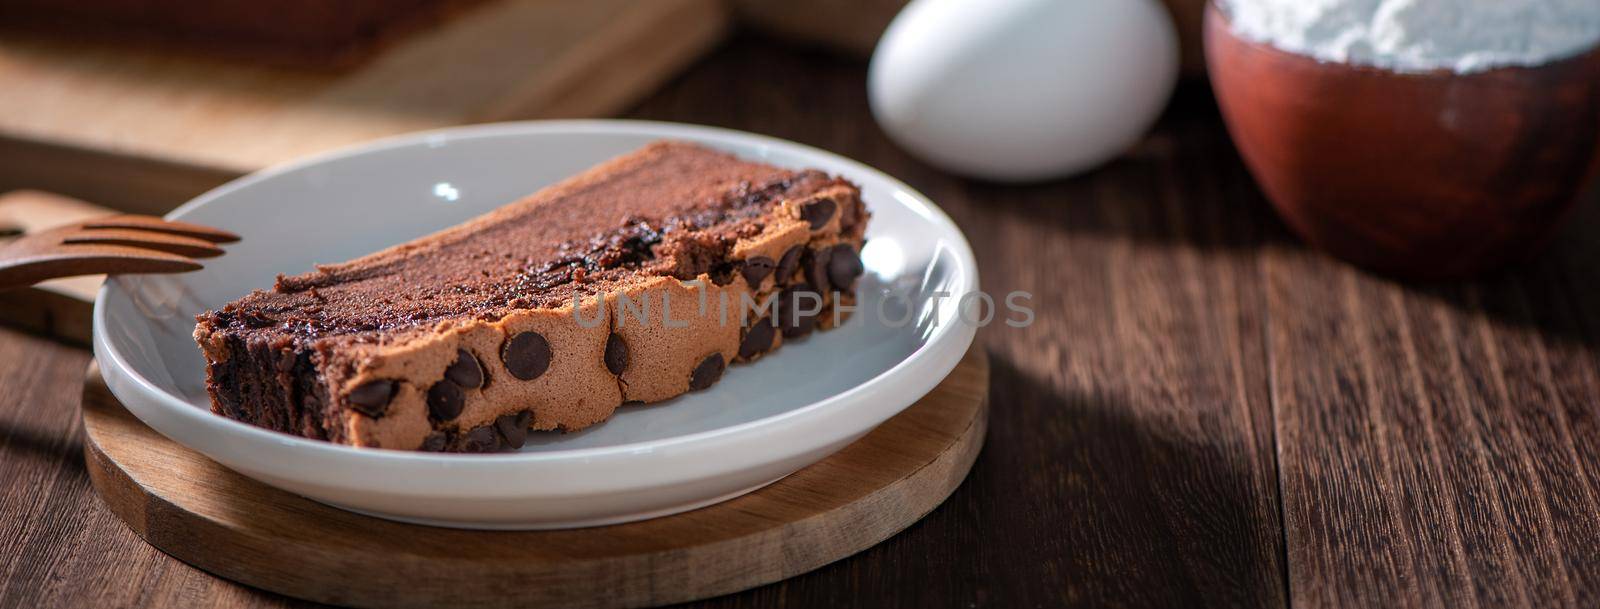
[{"left": 194, "top": 141, "right": 869, "bottom": 452}]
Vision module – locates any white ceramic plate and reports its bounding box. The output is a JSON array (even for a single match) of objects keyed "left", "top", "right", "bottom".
[{"left": 93, "top": 120, "right": 978, "bottom": 529}]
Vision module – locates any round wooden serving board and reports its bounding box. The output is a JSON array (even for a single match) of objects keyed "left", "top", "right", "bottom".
[{"left": 80, "top": 348, "right": 989, "bottom": 609}]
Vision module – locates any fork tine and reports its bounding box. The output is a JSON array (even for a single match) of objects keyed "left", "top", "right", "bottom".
[
  {"left": 52, "top": 243, "right": 203, "bottom": 269},
  {"left": 62, "top": 228, "right": 225, "bottom": 258},
  {"left": 0, "top": 244, "right": 203, "bottom": 288},
  {"left": 80, "top": 214, "right": 241, "bottom": 243}
]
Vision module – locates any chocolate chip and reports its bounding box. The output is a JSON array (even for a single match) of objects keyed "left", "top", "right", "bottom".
[
  {"left": 427, "top": 381, "right": 465, "bottom": 421},
  {"left": 347, "top": 380, "right": 396, "bottom": 417},
  {"left": 827, "top": 244, "right": 864, "bottom": 290},
  {"left": 420, "top": 431, "right": 449, "bottom": 452},
  {"left": 775, "top": 245, "right": 803, "bottom": 285},
  {"left": 709, "top": 262, "right": 738, "bottom": 286},
  {"left": 689, "top": 353, "right": 726, "bottom": 391},
  {"left": 495, "top": 411, "right": 532, "bottom": 449},
  {"left": 444, "top": 349, "right": 484, "bottom": 389},
  {"left": 605, "top": 333, "right": 629, "bottom": 375},
  {"left": 777, "top": 285, "right": 820, "bottom": 338},
  {"left": 739, "top": 318, "right": 776, "bottom": 359},
  {"left": 803, "top": 247, "right": 833, "bottom": 295},
  {"left": 740, "top": 256, "right": 776, "bottom": 286},
  {"left": 800, "top": 197, "right": 837, "bottom": 229},
  {"left": 840, "top": 197, "right": 861, "bottom": 231},
  {"left": 502, "top": 331, "right": 552, "bottom": 380},
  {"left": 463, "top": 426, "right": 501, "bottom": 453}
]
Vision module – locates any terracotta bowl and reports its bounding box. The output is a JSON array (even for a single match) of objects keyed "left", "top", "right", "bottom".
[{"left": 1205, "top": 4, "right": 1600, "bottom": 279}]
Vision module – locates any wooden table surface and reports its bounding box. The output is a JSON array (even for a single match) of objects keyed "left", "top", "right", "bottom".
[{"left": 4, "top": 35, "right": 1600, "bottom": 608}]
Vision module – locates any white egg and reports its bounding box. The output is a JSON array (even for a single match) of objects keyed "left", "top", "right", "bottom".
[{"left": 869, "top": 0, "right": 1180, "bottom": 181}]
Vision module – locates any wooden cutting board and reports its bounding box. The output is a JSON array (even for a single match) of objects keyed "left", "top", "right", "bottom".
[
  {"left": 80, "top": 348, "right": 989, "bottom": 609},
  {"left": 0, "top": 0, "right": 729, "bottom": 215}
]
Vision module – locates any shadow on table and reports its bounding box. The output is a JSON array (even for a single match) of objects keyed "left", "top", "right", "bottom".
[
  {"left": 952, "top": 85, "right": 1287, "bottom": 255},
  {"left": 964, "top": 81, "right": 1597, "bottom": 270},
  {"left": 962, "top": 353, "right": 1287, "bottom": 606},
  {"left": 1366, "top": 173, "right": 1593, "bottom": 355},
  {"left": 715, "top": 351, "right": 1288, "bottom": 608},
  {"left": 0, "top": 418, "right": 87, "bottom": 477},
  {"left": 1368, "top": 192, "right": 1600, "bottom": 353},
  {"left": 962, "top": 85, "right": 1600, "bottom": 354}
]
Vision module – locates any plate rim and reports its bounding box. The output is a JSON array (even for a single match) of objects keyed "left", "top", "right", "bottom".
[{"left": 93, "top": 119, "right": 980, "bottom": 471}]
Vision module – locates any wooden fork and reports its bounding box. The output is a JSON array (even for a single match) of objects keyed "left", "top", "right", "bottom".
[{"left": 0, "top": 213, "right": 239, "bottom": 290}]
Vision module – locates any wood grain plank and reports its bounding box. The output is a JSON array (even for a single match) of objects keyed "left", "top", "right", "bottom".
[
  {"left": 1265, "top": 195, "right": 1600, "bottom": 609},
  {"left": 0, "top": 135, "right": 237, "bottom": 217},
  {"left": 0, "top": 329, "right": 304, "bottom": 609}
]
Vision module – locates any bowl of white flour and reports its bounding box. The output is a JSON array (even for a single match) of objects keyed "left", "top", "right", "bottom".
[
  {"left": 1204, "top": 0, "right": 1600, "bottom": 278},
  {"left": 1221, "top": 0, "right": 1600, "bottom": 74}
]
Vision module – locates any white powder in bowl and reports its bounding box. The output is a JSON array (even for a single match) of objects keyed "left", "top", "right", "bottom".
[{"left": 1222, "top": 0, "right": 1600, "bottom": 73}]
